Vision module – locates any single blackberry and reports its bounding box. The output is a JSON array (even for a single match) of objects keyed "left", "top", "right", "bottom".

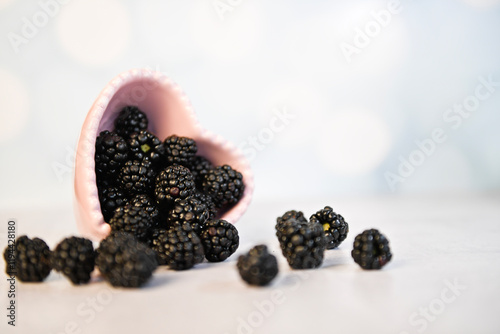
[
  {"left": 310, "top": 206, "right": 349, "bottom": 249},
  {"left": 163, "top": 135, "right": 197, "bottom": 166},
  {"left": 154, "top": 165, "right": 195, "bottom": 212},
  {"left": 95, "top": 130, "right": 129, "bottom": 181},
  {"left": 3, "top": 236, "right": 51, "bottom": 282},
  {"left": 237, "top": 245, "right": 278, "bottom": 286},
  {"left": 167, "top": 196, "right": 210, "bottom": 234},
  {"left": 108, "top": 204, "right": 153, "bottom": 242},
  {"left": 96, "top": 232, "right": 157, "bottom": 288},
  {"left": 50, "top": 237, "right": 95, "bottom": 285},
  {"left": 192, "top": 191, "right": 218, "bottom": 220},
  {"left": 128, "top": 130, "right": 166, "bottom": 169},
  {"left": 150, "top": 224, "right": 204, "bottom": 270},
  {"left": 276, "top": 219, "right": 326, "bottom": 269},
  {"left": 118, "top": 159, "right": 156, "bottom": 196},
  {"left": 352, "top": 229, "right": 392, "bottom": 270},
  {"left": 276, "top": 210, "right": 307, "bottom": 229},
  {"left": 98, "top": 187, "right": 129, "bottom": 222},
  {"left": 130, "top": 194, "right": 162, "bottom": 228},
  {"left": 201, "top": 165, "right": 244, "bottom": 208},
  {"left": 114, "top": 106, "right": 148, "bottom": 138},
  {"left": 200, "top": 220, "right": 239, "bottom": 262},
  {"left": 189, "top": 155, "right": 213, "bottom": 188}
]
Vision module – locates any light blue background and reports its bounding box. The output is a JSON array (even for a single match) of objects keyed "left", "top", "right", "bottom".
[{"left": 1, "top": 0, "right": 499, "bottom": 209}]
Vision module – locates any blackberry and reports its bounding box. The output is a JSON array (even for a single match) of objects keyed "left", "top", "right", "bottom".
[
  {"left": 352, "top": 229, "right": 392, "bottom": 270},
  {"left": 237, "top": 245, "right": 278, "bottom": 286},
  {"left": 128, "top": 130, "right": 166, "bottom": 169},
  {"left": 163, "top": 135, "right": 197, "bottom": 167},
  {"left": 95, "top": 130, "right": 129, "bottom": 181},
  {"left": 192, "top": 191, "right": 218, "bottom": 220},
  {"left": 50, "top": 237, "right": 95, "bottom": 285},
  {"left": 189, "top": 155, "right": 213, "bottom": 188},
  {"left": 3, "top": 236, "right": 51, "bottom": 282},
  {"left": 168, "top": 196, "right": 209, "bottom": 234},
  {"left": 108, "top": 204, "right": 153, "bottom": 242},
  {"left": 201, "top": 165, "right": 244, "bottom": 208},
  {"left": 276, "top": 210, "right": 307, "bottom": 229},
  {"left": 114, "top": 106, "right": 148, "bottom": 138},
  {"left": 276, "top": 219, "right": 326, "bottom": 269},
  {"left": 118, "top": 159, "right": 156, "bottom": 196},
  {"left": 154, "top": 165, "right": 195, "bottom": 212},
  {"left": 150, "top": 224, "right": 204, "bottom": 270},
  {"left": 98, "top": 187, "right": 129, "bottom": 222},
  {"left": 96, "top": 232, "right": 157, "bottom": 288},
  {"left": 130, "top": 194, "right": 162, "bottom": 228},
  {"left": 310, "top": 206, "right": 349, "bottom": 249},
  {"left": 200, "top": 220, "right": 239, "bottom": 262}
]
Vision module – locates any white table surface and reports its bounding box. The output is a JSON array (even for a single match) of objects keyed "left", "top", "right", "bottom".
[{"left": 1, "top": 193, "right": 500, "bottom": 334}]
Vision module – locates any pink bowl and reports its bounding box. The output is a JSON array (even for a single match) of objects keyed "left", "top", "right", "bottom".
[{"left": 74, "top": 68, "right": 254, "bottom": 241}]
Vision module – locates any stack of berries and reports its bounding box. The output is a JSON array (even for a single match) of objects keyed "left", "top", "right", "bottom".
[{"left": 95, "top": 106, "right": 243, "bottom": 273}]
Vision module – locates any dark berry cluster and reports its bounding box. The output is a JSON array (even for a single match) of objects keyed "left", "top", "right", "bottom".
[
  {"left": 3, "top": 235, "right": 96, "bottom": 285},
  {"left": 95, "top": 106, "right": 245, "bottom": 238},
  {"left": 272, "top": 207, "right": 392, "bottom": 272},
  {"left": 92, "top": 106, "right": 243, "bottom": 275},
  {"left": 3, "top": 106, "right": 244, "bottom": 288},
  {"left": 274, "top": 207, "right": 350, "bottom": 270}
]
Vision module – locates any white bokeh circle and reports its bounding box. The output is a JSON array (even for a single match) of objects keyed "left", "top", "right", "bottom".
[
  {"left": 317, "top": 109, "right": 392, "bottom": 175},
  {"left": 56, "top": 0, "right": 130, "bottom": 65},
  {"left": 0, "top": 69, "right": 29, "bottom": 143}
]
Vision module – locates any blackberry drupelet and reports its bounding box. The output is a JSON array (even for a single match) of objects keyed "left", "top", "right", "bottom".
[
  {"left": 310, "top": 206, "right": 349, "bottom": 249},
  {"left": 199, "top": 220, "right": 239, "bottom": 262},
  {"left": 128, "top": 130, "right": 166, "bottom": 169},
  {"left": 276, "top": 210, "right": 307, "bottom": 229},
  {"left": 201, "top": 165, "right": 244, "bottom": 208},
  {"left": 114, "top": 106, "right": 148, "bottom": 138},
  {"left": 150, "top": 223, "right": 204, "bottom": 270},
  {"left": 276, "top": 219, "right": 326, "bottom": 269},
  {"left": 154, "top": 165, "right": 195, "bottom": 212},
  {"left": 192, "top": 191, "right": 218, "bottom": 220},
  {"left": 96, "top": 232, "right": 157, "bottom": 288},
  {"left": 109, "top": 204, "right": 153, "bottom": 242},
  {"left": 189, "top": 155, "right": 213, "bottom": 188},
  {"left": 237, "top": 245, "right": 278, "bottom": 286},
  {"left": 168, "top": 196, "right": 209, "bottom": 234},
  {"left": 51, "top": 237, "right": 95, "bottom": 285},
  {"left": 163, "top": 135, "right": 197, "bottom": 167},
  {"left": 95, "top": 130, "right": 129, "bottom": 181},
  {"left": 352, "top": 229, "right": 392, "bottom": 270},
  {"left": 130, "top": 194, "right": 162, "bottom": 228},
  {"left": 118, "top": 159, "right": 156, "bottom": 196},
  {"left": 98, "top": 187, "right": 129, "bottom": 222},
  {"left": 3, "top": 235, "right": 51, "bottom": 282}
]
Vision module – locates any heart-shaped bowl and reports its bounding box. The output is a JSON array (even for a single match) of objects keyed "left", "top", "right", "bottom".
[{"left": 74, "top": 68, "right": 254, "bottom": 241}]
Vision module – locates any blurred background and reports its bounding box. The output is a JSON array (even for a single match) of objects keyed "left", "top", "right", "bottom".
[{"left": 1, "top": 0, "right": 499, "bottom": 210}]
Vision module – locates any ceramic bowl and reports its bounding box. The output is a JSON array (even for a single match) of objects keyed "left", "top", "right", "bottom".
[{"left": 74, "top": 68, "right": 254, "bottom": 241}]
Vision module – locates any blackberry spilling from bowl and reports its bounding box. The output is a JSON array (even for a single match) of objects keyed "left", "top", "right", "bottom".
[
  {"left": 95, "top": 106, "right": 244, "bottom": 230},
  {"left": 94, "top": 106, "right": 243, "bottom": 270}
]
